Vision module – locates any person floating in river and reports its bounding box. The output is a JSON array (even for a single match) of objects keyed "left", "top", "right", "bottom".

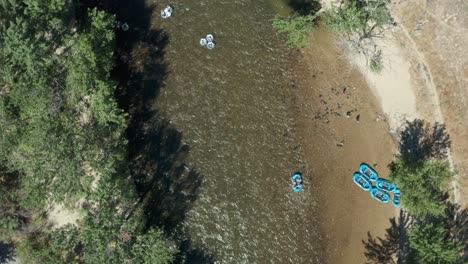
[
  {"left": 291, "top": 177, "right": 303, "bottom": 188},
  {"left": 291, "top": 172, "right": 303, "bottom": 192},
  {"left": 115, "top": 21, "right": 129, "bottom": 31},
  {"left": 161, "top": 5, "right": 173, "bottom": 19},
  {"left": 121, "top": 22, "right": 129, "bottom": 31}
]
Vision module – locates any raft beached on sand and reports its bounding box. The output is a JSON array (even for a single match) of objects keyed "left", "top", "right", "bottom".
[
  {"left": 376, "top": 178, "right": 396, "bottom": 193},
  {"left": 352, "top": 172, "right": 372, "bottom": 191},
  {"left": 370, "top": 187, "right": 390, "bottom": 203},
  {"left": 393, "top": 188, "right": 401, "bottom": 207},
  {"left": 359, "top": 163, "right": 379, "bottom": 181}
]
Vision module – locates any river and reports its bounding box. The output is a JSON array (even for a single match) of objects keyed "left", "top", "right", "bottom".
[{"left": 153, "top": 0, "right": 324, "bottom": 262}]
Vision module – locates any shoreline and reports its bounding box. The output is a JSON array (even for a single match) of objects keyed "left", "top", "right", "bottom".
[
  {"left": 295, "top": 4, "right": 465, "bottom": 259},
  {"left": 293, "top": 27, "right": 398, "bottom": 264}
]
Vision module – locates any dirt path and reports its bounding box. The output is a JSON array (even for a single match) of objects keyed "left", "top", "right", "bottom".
[
  {"left": 293, "top": 27, "right": 397, "bottom": 264},
  {"left": 390, "top": 0, "right": 468, "bottom": 207},
  {"left": 391, "top": 16, "right": 459, "bottom": 202}
]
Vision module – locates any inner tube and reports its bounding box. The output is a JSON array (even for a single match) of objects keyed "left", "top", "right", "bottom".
[
  {"left": 206, "top": 34, "right": 214, "bottom": 42},
  {"left": 200, "top": 38, "right": 207, "bottom": 46},
  {"left": 292, "top": 174, "right": 302, "bottom": 182},
  {"left": 122, "top": 23, "right": 129, "bottom": 31},
  {"left": 161, "top": 6, "right": 173, "bottom": 18},
  {"left": 293, "top": 184, "right": 303, "bottom": 192},
  {"left": 206, "top": 41, "right": 215, "bottom": 50},
  {"left": 291, "top": 172, "right": 303, "bottom": 192}
]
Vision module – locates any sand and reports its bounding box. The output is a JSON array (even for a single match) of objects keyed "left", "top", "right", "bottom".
[
  {"left": 349, "top": 34, "right": 417, "bottom": 132},
  {"left": 293, "top": 27, "right": 399, "bottom": 264},
  {"left": 48, "top": 203, "right": 82, "bottom": 229},
  {"left": 295, "top": 2, "right": 465, "bottom": 258},
  {"left": 389, "top": 0, "right": 467, "bottom": 207}
]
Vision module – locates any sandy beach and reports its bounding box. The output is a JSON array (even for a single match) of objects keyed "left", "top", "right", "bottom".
[
  {"left": 289, "top": 23, "right": 438, "bottom": 262},
  {"left": 294, "top": 0, "right": 468, "bottom": 257},
  {"left": 389, "top": 0, "right": 468, "bottom": 207}
]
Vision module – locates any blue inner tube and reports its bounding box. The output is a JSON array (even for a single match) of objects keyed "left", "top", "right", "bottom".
[
  {"left": 292, "top": 173, "right": 303, "bottom": 192},
  {"left": 293, "top": 184, "right": 303, "bottom": 192}
]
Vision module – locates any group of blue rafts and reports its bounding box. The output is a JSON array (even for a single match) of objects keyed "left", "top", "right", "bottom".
[{"left": 353, "top": 163, "right": 401, "bottom": 207}]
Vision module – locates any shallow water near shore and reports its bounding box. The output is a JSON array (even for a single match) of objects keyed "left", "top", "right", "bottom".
[{"left": 152, "top": 0, "right": 324, "bottom": 262}]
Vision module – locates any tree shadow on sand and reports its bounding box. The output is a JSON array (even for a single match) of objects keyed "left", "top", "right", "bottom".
[
  {"left": 397, "top": 119, "right": 451, "bottom": 164},
  {"left": 362, "top": 211, "right": 415, "bottom": 264},
  {"left": 286, "top": 0, "right": 322, "bottom": 16},
  {"left": 363, "top": 203, "right": 468, "bottom": 264},
  {"left": 80, "top": 0, "right": 216, "bottom": 262},
  {"left": 444, "top": 202, "right": 468, "bottom": 262},
  {"left": 0, "top": 241, "right": 15, "bottom": 264}
]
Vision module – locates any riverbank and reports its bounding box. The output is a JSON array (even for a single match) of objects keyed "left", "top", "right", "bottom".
[
  {"left": 389, "top": 0, "right": 468, "bottom": 207},
  {"left": 292, "top": 27, "right": 399, "bottom": 264}
]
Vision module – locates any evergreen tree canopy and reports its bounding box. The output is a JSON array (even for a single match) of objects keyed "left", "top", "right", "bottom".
[
  {"left": 390, "top": 159, "right": 452, "bottom": 218},
  {"left": 0, "top": 1, "right": 126, "bottom": 207},
  {"left": 0, "top": 1, "right": 176, "bottom": 262},
  {"left": 409, "top": 222, "right": 461, "bottom": 264}
]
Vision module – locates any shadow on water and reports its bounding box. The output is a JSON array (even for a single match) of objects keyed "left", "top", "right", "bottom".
[
  {"left": 285, "top": 0, "right": 321, "bottom": 15},
  {"left": 0, "top": 241, "right": 15, "bottom": 264},
  {"left": 80, "top": 0, "right": 215, "bottom": 262},
  {"left": 362, "top": 211, "right": 414, "bottom": 264}
]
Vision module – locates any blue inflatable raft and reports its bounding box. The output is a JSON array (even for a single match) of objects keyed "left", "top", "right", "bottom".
[
  {"left": 376, "top": 178, "right": 396, "bottom": 192},
  {"left": 393, "top": 188, "right": 401, "bottom": 207},
  {"left": 370, "top": 187, "right": 390, "bottom": 203},
  {"left": 291, "top": 172, "right": 303, "bottom": 192},
  {"left": 353, "top": 172, "right": 372, "bottom": 191},
  {"left": 359, "top": 163, "right": 379, "bottom": 181}
]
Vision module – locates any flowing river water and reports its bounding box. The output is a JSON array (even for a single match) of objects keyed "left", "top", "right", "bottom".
[{"left": 153, "top": 0, "right": 324, "bottom": 262}]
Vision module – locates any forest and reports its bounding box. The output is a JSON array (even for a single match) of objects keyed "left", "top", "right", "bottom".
[{"left": 0, "top": 1, "right": 176, "bottom": 262}]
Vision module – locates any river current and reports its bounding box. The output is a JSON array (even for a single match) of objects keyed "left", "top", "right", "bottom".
[{"left": 154, "top": 0, "right": 323, "bottom": 262}]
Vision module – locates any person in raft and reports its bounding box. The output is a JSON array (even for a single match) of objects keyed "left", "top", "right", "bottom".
[{"left": 291, "top": 178, "right": 303, "bottom": 188}]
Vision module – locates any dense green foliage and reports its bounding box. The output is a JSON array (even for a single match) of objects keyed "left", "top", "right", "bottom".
[
  {"left": 375, "top": 120, "right": 464, "bottom": 263},
  {"left": 390, "top": 159, "right": 452, "bottom": 218},
  {"left": 390, "top": 120, "right": 453, "bottom": 218},
  {"left": 0, "top": 1, "right": 175, "bottom": 262},
  {"left": 409, "top": 222, "right": 461, "bottom": 264},
  {"left": 273, "top": 14, "right": 317, "bottom": 48},
  {"left": 324, "top": 0, "right": 392, "bottom": 70},
  {"left": 324, "top": 0, "right": 391, "bottom": 38},
  {"left": 0, "top": 1, "right": 127, "bottom": 208},
  {"left": 17, "top": 209, "right": 176, "bottom": 263},
  {"left": 0, "top": 171, "right": 24, "bottom": 240}
]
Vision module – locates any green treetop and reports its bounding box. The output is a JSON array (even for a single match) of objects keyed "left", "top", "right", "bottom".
[
  {"left": 409, "top": 222, "right": 461, "bottom": 264},
  {"left": 390, "top": 159, "right": 452, "bottom": 218}
]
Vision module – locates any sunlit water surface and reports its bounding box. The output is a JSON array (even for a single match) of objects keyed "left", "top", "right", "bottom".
[{"left": 154, "top": 0, "right": 323, "bottom": 262}]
